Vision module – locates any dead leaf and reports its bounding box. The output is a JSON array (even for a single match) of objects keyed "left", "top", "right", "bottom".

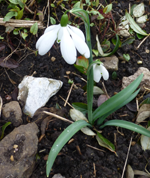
[
  {"left": 0, "top": 57, "right": 19, "bottom": 68},
  {"left": 0, "top": 43, "right": 5, "bottom": 52},
  {"left": 136, "top": 104, "right": 150, "bottom": 123},
  {"left": 126, "top": 102, "right": 137, "bottom": 112},
  {"left": 141, "top": 126, "right": 150, "bottom": 151},
  {"left": 134, "top": 170, "right": 150, "bottom": 177},
  {"left": 37, "top": 10, "right": 44, "bottom": 21},
  {"left": 126, "top": 165, "right": 134, "bottom": 178},
  {"left": 97, "top": 95, "right": 109, "bottom": 107}
]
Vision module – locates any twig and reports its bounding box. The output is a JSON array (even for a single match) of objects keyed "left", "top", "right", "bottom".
[
  {"left": 0, "top": 18, "right": 44, "bottom": 29},
  {"left": 86, "top": 144, "right": 105, "bottom": 152},
  {"left": 137, "top": 35, "right": 150, "bottom": 49},
  {"left": 43, "top": 111, "right": 73, "bottom": 124},
  {"left": 121, "top": 137, "right": 132, "bottom": 178},
  {"left": 64, "top": 83, "right": 74, "bottom": 107},
  {"left": 59, "top": 95, "right": 74, "bottom": 108},
  {"left": 102, "top": 82, "right": 110, "bottom": 99},
  {"left": 93, "top": 163, "right": 96, "bottom": 177},
  {"left": 72, "top": 72, "right": 87, "bottom": 83}
]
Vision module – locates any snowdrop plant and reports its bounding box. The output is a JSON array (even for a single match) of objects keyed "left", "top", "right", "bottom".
[
  {"left": 92, "top": 60, "right": 109, "bottom": 83},
  {"left": 36, "top": 14, "right": 90, "bottom": 64},
  {"left": 40, "top": 9, "right": 150, "bottom": 177}
]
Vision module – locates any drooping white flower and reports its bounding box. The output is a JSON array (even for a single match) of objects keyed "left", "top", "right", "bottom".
[
  {"left": 93, "top": 63, "right": 109, "bottom": 83},
  {"left": 36, "top": 14, "right": 90, "bottom": 65}
]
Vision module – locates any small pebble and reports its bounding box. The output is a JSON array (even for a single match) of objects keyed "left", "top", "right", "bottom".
[
  {"left": 137, "top": 60, "right": 142, "bottom": 64},
  {"left": 51, "top": 56, "right": 56, "bottom": 62},
  {"left": 66, "top": 71, "right": 70, "bottom": 75},
  {"left": 145, "top": 49, "right": 150, "bottom": 53}
]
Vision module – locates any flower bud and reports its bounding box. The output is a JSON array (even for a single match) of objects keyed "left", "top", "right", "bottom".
[{"left": 60, "top": 14, "right": 69, "bottom": 27}]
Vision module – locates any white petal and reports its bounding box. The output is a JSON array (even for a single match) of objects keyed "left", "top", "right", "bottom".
[
  {"left": 68, "top": 25, "right": 85, "bottom": 41},
  {"left": 93, "top": 64, "right": 101, "bottom": 83},
  {"left": 100, "top": 65, "right": 109, "bottom": 80},
  {"left": 60, "top": 27, "right": 77, "bottom": 64},
  {"left": 36, "top": 30, "right": 58, "bottom": 55},
  {"left": 44, "top": 24, "right": 60, "bottom": 34},
  {"left": 68, "top": 27, "right": 90, "bottom": 58},
  {"left": 57, "top": 27, "right": 64, "bottom": 43}
]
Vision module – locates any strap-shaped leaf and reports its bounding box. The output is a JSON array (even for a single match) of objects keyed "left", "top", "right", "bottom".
[
  {"left": 46, "top": 120, "right": 90, "bottom": 177},
  {"left": 93, "top": 74, "right": 143, "bottom": 122},
  {"left": 125, "top": 11, "right": 148, "bottom": 36},
  {"left": 97, "top": 88, "right": 140, "bottom": 125},
  {"left": 100, "top": 120, "right": 150, "bottom": 137}
]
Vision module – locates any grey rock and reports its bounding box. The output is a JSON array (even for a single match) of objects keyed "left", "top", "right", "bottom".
[
  {"left": 122, "top": 67, "right": 150, "bottom": 92},
  {"left": 100, "top": 55, "right": 119, "bottom": 71},
  {"left": 0, "top": 123, "right": 39, "bottom": 178},
  {"left": 52, "top": 174, "right": 65, "bottom": 178},
  {"left": 2, "top": 101, "right": 22, "bottom": 127}
]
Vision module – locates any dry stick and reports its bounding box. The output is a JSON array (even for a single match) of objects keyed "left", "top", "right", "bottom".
[
  {"left": 121, "top": 137, "right": 133, "bottom": 178},
  {"left": 137, "top": 35, "right": 150, "bottom": 49},
  {"left": 102, "top": 82, "right": 109, "bottom": 99},
  {"left": 43, "top": 111, "right": 73, "bottom": 124},
  {"left": 0, "top": 18, "right": 44, "bottom": 29},
  {"left": 72, "top": 72, "right": 87, "bottom": 83},
  {"left": 64, "top": 83, "right": 74, "bottom": 107},
  {"left": 93, "top": 163, "right": 96, "bottom": 177},
  {"left": 86, "top": 144, "right": 105, "bottom": 152},
  {"left": 59, "top": 95, "right": 74, "bottom": 108}
]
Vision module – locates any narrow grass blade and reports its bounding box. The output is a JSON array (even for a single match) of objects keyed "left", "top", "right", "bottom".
[
  {"left": 125, "top": 11, "right": 148, "bottom": 36},
  {"left": 46, "top": 120, "right": 90, "bottom": 177},
  {"left": 0, "top": 122, "right": 11, "bottom": 140},
  {"left": 100, "top": 120, "right": 150, "bottom": 137},
  {"left": 93, "top": 74, "right": 143, "bottom": 122},
  {"left": 97, "top": 88, "right": 140, "bottom": 125}
]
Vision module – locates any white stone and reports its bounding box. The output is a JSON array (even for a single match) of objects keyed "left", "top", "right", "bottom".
[
  {"left": 17, "top": 76, "right": 63, "bottom": 117},
  {"left": 136, "top": 15, "right": 147, "bottom": 23},
  {"left": 122, "top": 67, "right": 150, "bottom": 92},
  {"left": 133, "top": 3, "right": 145, "bottom": 18}
]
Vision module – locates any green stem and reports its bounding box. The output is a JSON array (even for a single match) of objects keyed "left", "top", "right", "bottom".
[{"left": 70, "top": 8, "right": 94, "bottom": 124}]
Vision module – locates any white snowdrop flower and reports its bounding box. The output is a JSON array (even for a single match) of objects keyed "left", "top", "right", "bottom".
[
  {"left": 36, "top": 14, "right": 90, "bottom": 65},
  {"left": 93, "top": 63, "right": 109, "bottom": 83}
]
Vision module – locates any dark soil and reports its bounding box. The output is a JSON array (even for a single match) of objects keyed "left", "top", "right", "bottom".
[{"left": 0, "top": 0, "right": 150, "bottom": 178}]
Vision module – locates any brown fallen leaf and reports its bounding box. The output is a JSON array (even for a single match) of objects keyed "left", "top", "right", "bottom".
[
  {"left": 97, "top": 94, "right": 109, "bottom": 107},
  {"left": 0, "top": 57, "right": 19, "bottom": 68},
  {"left": 136, "top": 104, "right": 150, "bottom": 123}
]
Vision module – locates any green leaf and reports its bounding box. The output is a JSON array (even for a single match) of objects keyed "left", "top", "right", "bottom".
[
  {"left": 103, "top": 4, "right": 112, "bottom": 14},
  {"left": 97, "top": 34, "right": 120, "bottom": 57},
  {"left": 97, "top": 88, "right": 140, "bottom": 125},
  {"left": 3, "top": 11, "right": 18, "bottom": 21},
  {"left": 16, "top": 8, "right": 24, "bottom": 19},
  {"left": 30, "top": 22, "right": 38, "bottom": 35},
  {"left": 74, "top": 64, "right": 87, "bottom": 75},
  {"left": 89, "top": 9, "right": 104, "bottom": 20},
  {"left": 123, "top": 54, "right": 130, "bottom": 61},
  {"left": 121, "top": 37, "right": 135, "bottom": 47},
  {"left": 102, "top": 40, "right": 110, "bottom": 52},
  {"left": 76, "top": 56, "right": 89, "bottom": 69},
  {"left": 13, "top": 29, "right": 19, "bottom": 35},
  {"left": 0, "top": 122, "right": 11, "bottom": 140},
  {"left": 140, "top": 98, "right": 150, "bottom": 107},
  {"left": 50, "top": 17, "right": 56, "bottom": 25},
  {"left": 100, "top": 120, "right": 150, "bottom": 137},
  {"left": 112, "top": 71, "right": 117, "bottom": 79},
  {"left": 21, "top": 32, "right": 28, "bottom": 40},
  {"left": 72, "top": 102, "right": 88, "bottom": 115},
  {"left": 18, "top": 0, "right": 25, "bottom": 8},
  {"left": 46, "top": 120, "right": 91, "bottom": 177},
  {"left": 92, "top": 49, "right": 99, "bottom": 56},
  {"left": 0, "top": 36, "right": 4, "bottom": 39},
  {"left": 93, "top": 74, "right": 143, "bottom": 122},
  {"left": 137, "top": 33, "right": 145, "bottom": 39},
  {"left": 96, "top": 132, "right": 115, "bottom": 152},
  {"left": 125, "top": 11, "right": 148, "bottom": 36},
  {"left": 9, "top": 0, "right": 19, "bottom": 4}
]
